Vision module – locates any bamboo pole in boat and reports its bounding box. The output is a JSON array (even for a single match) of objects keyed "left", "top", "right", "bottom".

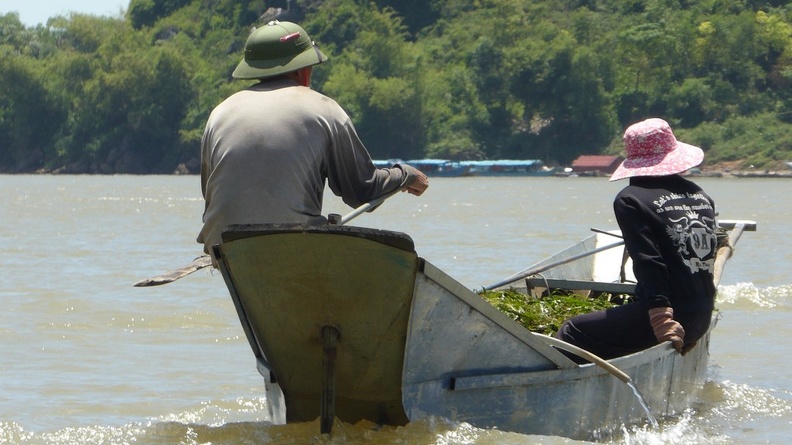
[
  {"left": 712, "top": 220, "right": 751, "bottom": 287},
  {"left": 481, "top": 241, "right": 625, "bottom": 291}
]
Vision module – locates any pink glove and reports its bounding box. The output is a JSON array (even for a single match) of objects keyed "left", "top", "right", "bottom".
[{"left": 648, "top": 307, "right": 685, "bottom": 353}]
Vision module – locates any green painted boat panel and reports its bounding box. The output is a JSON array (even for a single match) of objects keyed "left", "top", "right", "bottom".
[{"left": 216, "top": 225, "right": 417, "bottom": 425}]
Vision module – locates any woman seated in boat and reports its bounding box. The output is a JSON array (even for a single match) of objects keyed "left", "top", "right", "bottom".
[{"left": 556, "top": 118, "right": 718, "bottom": 363}]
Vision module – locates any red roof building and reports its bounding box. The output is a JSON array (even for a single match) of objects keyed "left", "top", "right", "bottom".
[{"left": 570, "top": 155, "right": 623, "bottom": 175}]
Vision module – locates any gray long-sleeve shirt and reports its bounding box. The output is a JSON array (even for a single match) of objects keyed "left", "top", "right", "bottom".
[{"left": 197, "top": 78, "right": 417, "bottom": 253}]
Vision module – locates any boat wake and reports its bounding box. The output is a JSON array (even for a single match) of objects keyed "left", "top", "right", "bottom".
[
  {"left": 716, "top": 282, "right": 792, "bottom": 308},
  {"left": 592, "top": 377, "right": 792, "bottom": 445},
  {"left": 5, "top": 383, "right": 789, "bottom": 445},
  {"left": 0, "top": 414, "right": 589, "bottom": 445}
]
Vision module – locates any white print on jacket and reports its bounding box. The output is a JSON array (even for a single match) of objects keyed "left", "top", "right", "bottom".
[{"left": 665, "top": 211, "right": 716, "bottom": 273}]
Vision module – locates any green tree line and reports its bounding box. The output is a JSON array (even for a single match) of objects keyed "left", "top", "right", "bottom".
[{"left": 1, "top": 0, "right": 791, "bottom": 174}]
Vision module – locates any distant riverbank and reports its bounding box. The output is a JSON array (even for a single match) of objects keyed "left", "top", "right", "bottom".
[{"left": 697, "top": 160, "right": 792, "bottom": 178}]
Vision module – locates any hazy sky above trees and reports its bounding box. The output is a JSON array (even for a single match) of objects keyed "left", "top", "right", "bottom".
[{"left": 1, "top": 0, "right": 125, "bottom": 26}]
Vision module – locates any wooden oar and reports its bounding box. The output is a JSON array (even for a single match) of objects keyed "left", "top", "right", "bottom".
[
  {"left": 536, "top": 334, "right": 630, "bottom": 382},
  {"left": 712, "top": 220, "right": 756, "bottom": 287},
  {"left": 133, "top": 255, "right": 214, "bottom": 287},
  {"left": 133, "top": 190, "right": 402, "bottom": 287},
  {"left": 534, "top": 334, "right": 659, "bottom": 428}
]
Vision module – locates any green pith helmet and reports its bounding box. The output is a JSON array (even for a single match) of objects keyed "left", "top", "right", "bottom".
[{"left": 232, "top": 21, "right": 328, "bottom": 80}]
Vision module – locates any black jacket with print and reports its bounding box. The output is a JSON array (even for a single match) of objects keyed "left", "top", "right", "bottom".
[{"left": 614, "top": 175, "right": 718, "bottom": 312}]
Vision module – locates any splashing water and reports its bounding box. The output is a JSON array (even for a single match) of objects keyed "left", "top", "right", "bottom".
[
  {"left": 717, "top": 282, "right": 792, "bottom": 308},
  {"left": 628, "top": 381, "right": 660, "bottom": 430}
]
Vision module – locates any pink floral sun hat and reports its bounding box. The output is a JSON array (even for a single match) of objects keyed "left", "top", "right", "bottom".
[{"left": 609, "top": 118, "right": 704, "bottom": 181}]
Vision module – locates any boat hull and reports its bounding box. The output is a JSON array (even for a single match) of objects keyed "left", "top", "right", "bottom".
[
  {"left": 215, "top": 224, "right": 416, "bottom": 425},
  {"left": 212, "top": 223, "right": 736, "bottom": 440},
  {"left": 402, "top": 258, "right": 712, "bottom": 440}
]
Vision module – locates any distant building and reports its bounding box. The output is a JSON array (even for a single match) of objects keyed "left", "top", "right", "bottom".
[{"left": 570, "top": 155, "right": 623, "bottom": 175}]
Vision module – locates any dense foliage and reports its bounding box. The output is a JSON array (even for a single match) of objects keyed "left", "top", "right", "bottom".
[
  {"left": 479, "top": 288, "right": 621, "bottom": 336},
  {"left": 1, "top": 0, "right": 791, "bottom": 173}
]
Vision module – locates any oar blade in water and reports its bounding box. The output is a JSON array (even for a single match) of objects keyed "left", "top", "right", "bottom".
[{"left": 133, "top": 255, "right": 212, "bottom": 287}]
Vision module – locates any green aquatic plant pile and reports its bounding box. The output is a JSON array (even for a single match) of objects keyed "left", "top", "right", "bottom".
[{"left": 479, "top": 289, "right": 621, "bottom": 336}]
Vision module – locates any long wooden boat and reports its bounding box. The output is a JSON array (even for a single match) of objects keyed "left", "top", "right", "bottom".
[
  {"left": 373, "top": 159, "right": 473, "bottom": 177},
  {"left": 404, "top": 159, "right": 474, "bottom": 177},
  {"left": 372, "top": 159, "right": 557, "bottom": 177},
  {"left": 460, "top": 159, "right": 558, "bottom": 176},
  {"left": 211, "top": 219, "right": 755, "bottom": 440}
]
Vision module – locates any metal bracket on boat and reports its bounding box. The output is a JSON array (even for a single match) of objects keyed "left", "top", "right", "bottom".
[
  {"left": 320, "top": 325, "right": 340, "bottom": 434},
  {"left": 327, "top": 213, "right": 342, "bottom": 225}
]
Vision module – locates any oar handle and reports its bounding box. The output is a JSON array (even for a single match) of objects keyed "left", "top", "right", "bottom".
[
  {"left": 328, "top": 188, "right": 401, "bottom": 226},
  {"left": 135, "top": 190, "right": 403, "bottom": 287}
]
